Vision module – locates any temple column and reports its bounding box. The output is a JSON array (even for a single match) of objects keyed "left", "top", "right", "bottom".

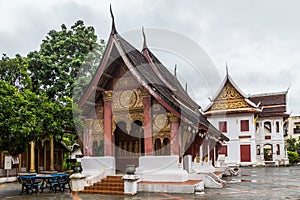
[
  {"left": 103, "top": 90, "right": 113, "bottom": 156},
  {"left": 260, "top": 145, "right": 264, "bottom": 160},
  {"left": 29, "top": 141, "right": 35, "bottom": 173},
  {"left": 50, "top": 137, "right": 55, "bottom": 171},
  {"left": 143, "top": 93, "right": 153, "bottom": 155},
  {"left": 18, "top": 154, "right": 21, "bottom": 172},
  {"left": 207, "top": 144, "right": 210, "bottom": 164},
  {"left": 169, "top": 114, "right": 180, "bottom": 155},
  {"left": 44, "top": 142, "right": 47, "bottom": 170},
  {"left": 199, "top": 145, "right": 203, "bottom": 165},
  {"left": 273, "top": 144, "right": 277, "bottom": 161}
]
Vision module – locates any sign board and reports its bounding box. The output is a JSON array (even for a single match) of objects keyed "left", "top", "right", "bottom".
[{"left": 4, "top": 156, "right": 12, "bottom": 170}]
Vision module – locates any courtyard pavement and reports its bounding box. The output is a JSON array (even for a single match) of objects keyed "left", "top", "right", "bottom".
[{"left": 1, "top": 165, "right": 300, "bottom": 199}]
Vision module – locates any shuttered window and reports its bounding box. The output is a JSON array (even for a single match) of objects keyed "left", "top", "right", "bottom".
[
  {"left": 241, "top": 120, "right": 249, "bottom": 132},
  {"left": 219, "top": 121, "right": 227, "bottom": 133}
]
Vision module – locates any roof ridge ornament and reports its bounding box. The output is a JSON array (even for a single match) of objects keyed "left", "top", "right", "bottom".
[
  {"left": 142, "top": 26, "right": 147, "bottom": 50},
  {"left": 110, "top": 4, "right": 117, "bottom": 35},
  {"left": 185, "top": 82, "right": 188, "bottom": 93},
  {"left": 174, "top": 64, "right": 177, "bottom": 77},
  {"left": 225, "top": 62, "right": 229, "bottom": 77}
]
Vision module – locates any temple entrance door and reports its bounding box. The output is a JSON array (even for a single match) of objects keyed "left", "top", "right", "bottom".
[
  {"left": 264, "top": 144, "right": 273, "bottom": 161},
  {"left": 240, "top": 144, "right": 251, "bottom": 162},
  {"left": 114, "top": 121, "right": 144, "bottom": 173}
]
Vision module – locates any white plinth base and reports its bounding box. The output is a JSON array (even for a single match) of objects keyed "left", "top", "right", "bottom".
[
  {"left": 138, "top": 180, "right": 204, "bottom": 194},
  {"left": 122, "top": 175, "right": 139, "bottom": 195},
  {"left": 70, "top": 173, "right": 86, "bottom": 191},
  {"left": 136, "top": 155, "right": 188, "bottom": 182}
]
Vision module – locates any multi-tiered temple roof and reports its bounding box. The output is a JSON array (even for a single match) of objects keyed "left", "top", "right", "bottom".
[{"left": 78, "top": 9, "right": 228, "bottom": 142}]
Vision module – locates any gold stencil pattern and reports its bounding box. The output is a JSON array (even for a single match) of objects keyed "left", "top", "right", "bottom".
[
  {"left": 154, "top": 114, "right": 169, "bottom": 130},
  {"left": 112, "top": 89, "right": 144, "bottom": 110},
  {"left": 210, "top": 81, "right": 250, "bottom": 111}
]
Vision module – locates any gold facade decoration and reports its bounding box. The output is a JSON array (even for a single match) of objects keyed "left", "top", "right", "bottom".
[
  {"left": 114, "top": 75, "right": 140, "bottom": 90},
  {"left": 94, "top": 119, "right": 104, "bottom": 133},
  {"left": 112, "top": 113, "right": 144, "bottom": 133},
  {"left": 153, "top": 132, "right": 170, "bottom": 142},
  {"left": 140, "top": 87, "right": 150, "bottom": 98},
  {"left": 216, "top": 83, "right": 243, "bottom": 101},
  {"left": 168, "top": 113, "right": 179, "bottom": 123},
  {"left": 182, "top": 130, "right": 191, "bottom": 145},
  {"left": 154, "top": 114, "right": 169, "bottom": 130},
  {"left": 85, "top": 119, "right": 93, "bottom": 129},
  {"left": 210, "top": 82, "right": 250, "bottom": 111},
  {"left": 119, "top": 90, "right": 138, "bottom": 108},
  {"left": 211, "top": 100, "right": 249, "bottom": 110},
  {"left": 152, "top": 104, "right": 162, "bottom": 112},
  {"left": 96, "top": 106, "right": 104, "bottom": 116},
  {"left": 112, "top": 89, "right": 144, "bottom": 110},
  {"left": 103, "top": 90, "right": 113, "bottom": 101}
]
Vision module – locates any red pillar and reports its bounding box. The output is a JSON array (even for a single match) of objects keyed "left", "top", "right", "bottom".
[
  {"left": 103, "top": 90, "right": 113, "bottom": 156},
  {"left": 143, "top": 95, "right": 153, "bottom": 155},
  {"left": 170, "top": 115, "right": 180, "bottom": 155}
]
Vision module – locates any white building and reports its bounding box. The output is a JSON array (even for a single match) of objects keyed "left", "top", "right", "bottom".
[
  {"left": 286, "top": 116, "right": 300, "bottom": 140},
  {"left": 204, "top": 73, "right": 289, "bottom": 166}
]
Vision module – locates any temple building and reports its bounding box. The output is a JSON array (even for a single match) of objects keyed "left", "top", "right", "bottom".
[
  {"left": 204, "top": 71, "right": 289, "bottom": 166},
  {"left": 77, "top": 11, "right": 228, "bottom": 176},
  {"left": 0, "top": 138, "right": 70, "bottom": 176}
]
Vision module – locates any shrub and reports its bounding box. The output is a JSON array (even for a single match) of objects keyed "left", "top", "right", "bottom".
[{"left": 288, "top": 151, "right": 299, "bottom": 164}]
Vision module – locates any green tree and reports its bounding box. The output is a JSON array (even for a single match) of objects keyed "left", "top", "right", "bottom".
[
  {"left": 0, "top": 54, "right": 31, "bottom": 89},
  {"left": 0, "top": 20, "right": 103, "bottom": 155},
  {"left": 0, "top": 79, "right": 81, "bottom": 155},
  {"left": 286, "top": 138, "right": 297, "bottom": 151},
  {"left": 0, "top": 80, "right": 43, "bottom": 155},
  {"left": 27, "top": 20, "right": 104, "bottom": 100}
]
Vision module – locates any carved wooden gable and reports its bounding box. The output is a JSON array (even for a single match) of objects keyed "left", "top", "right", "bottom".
[{"left": 209, "top": 81, "right": 252, "bottom": 111}]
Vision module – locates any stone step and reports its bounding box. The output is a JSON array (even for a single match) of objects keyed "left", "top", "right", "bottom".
[
  {"left": 106, "top": 175, "right": 123, "bottom": 179},
  {"left": 101, "top": 180, "right": 124, "bottom": 184},
  {"left": 90, "top": 186, "right": 124, "bottom": 191},
  {"left": 80, "top": 189, "right": 124, "bottom": 195},
  {"left": 81, "top": 175, "right": 125, "bottom": 195},
  {"left": 94, "top": 181, "right": 124, "bottom": 185}
]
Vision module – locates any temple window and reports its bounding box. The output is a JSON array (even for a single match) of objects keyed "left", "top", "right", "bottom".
[
  {"left": 240, "top": 120, "right": 249, "bottom": 132},
  {"left": 218, "top": 121, "right": 227, "bottom": 133},
  {"left": 264, "top": 121, "right": 272, "bottom": 133},
  {"left": 256, "top": 145, "right": 260, "bottom": 155},
  {"left": 154, "top": 138, "right": 162, "bottom": 155},
  {"left": 276, "top": 144, "right": 280, "bottom": 155},
  {"left": 276, "top": 121, "right": 280, "bottom": 133},
  {"left": 163, "top": 138, "right": 170, "bottom": 155}
]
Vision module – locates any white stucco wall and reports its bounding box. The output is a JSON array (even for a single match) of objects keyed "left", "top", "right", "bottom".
[{"left": 207, "top": 113, "right": 257, "bottom": 166}]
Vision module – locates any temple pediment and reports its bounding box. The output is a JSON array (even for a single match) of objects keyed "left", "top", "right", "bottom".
[
  {"left": 210, "top": 82, "right": 251, "bottom": 111},
  {"left": 205, "top": 75, "right": 259, "bottom": 114}
]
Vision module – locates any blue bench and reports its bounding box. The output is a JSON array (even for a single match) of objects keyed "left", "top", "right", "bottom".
[{"left": 17, "top": 175, "right": 42, "bottom": 195}]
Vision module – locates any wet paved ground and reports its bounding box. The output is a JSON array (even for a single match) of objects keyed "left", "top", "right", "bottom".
[{"left": 1, "top": 165, "right": 300, "bottom": 199}]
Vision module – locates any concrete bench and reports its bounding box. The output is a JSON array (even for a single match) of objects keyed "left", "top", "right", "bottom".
[{"left": 136, "top": 155, "right": 188, "bottom": 182}]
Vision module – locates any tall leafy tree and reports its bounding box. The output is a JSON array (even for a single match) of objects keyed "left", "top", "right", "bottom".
[
  {"left": 27, "top": 20, "right": 104, "bottom": 100},
  {"left": 0, "top": 80, "right": 42, "bottom": 155},
  {"left": 0, "top": 20, "right": 104, "bottom": 155},
  {"left": 0, "top": 54, "right": 31, "bottom": 89},
  {"left": 0, "top": 79, "right": 82, "bottom": 155}
]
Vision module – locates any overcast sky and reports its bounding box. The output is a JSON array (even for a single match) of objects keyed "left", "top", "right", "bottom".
[{"left": 1, "top": 0, "right": 299, "bottom": 115}]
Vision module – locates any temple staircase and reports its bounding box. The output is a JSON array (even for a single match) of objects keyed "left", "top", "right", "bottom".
[{"left": 80, "top": 175, "right": 124, "bottom": 195}]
